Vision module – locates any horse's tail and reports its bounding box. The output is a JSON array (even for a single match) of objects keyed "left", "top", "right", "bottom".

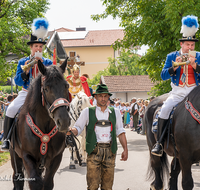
[
  {"left": 146, "top": 152, "right": 169, "bottom": 180},
  {"left": 145, "top": 94, "right": 170, "bottom": 185}
]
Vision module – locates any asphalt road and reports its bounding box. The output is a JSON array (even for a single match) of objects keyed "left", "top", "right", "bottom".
[{"left": 0, "top": 128, "right": 200, "bottom": 190}]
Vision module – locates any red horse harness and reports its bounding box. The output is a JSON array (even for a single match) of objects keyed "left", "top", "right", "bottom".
[
  {"left": 25, "top": 76, "right": 70, "bottom": 155},
  {"left": 185, "top": 99, "right": 200, "bottom": 124},
  {"left": 26, "top": 113, "right": 58, "bottom": 155}
]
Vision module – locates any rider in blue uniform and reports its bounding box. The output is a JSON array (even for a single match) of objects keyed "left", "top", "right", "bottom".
[
  {"left": 1, "top": 18, "right": 52, "bottom": 151},
  {"left": 151, "top": 15, "right": 200, "bottom": 156}
]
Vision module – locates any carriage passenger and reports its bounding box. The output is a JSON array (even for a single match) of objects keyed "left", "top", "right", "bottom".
[
  {"left": 151, "top": 15, "right": 200, "bottom": 157},
  {"left": 66, "top": 64, "right": 92, "bottom": 104},
  {"left": 1, "top": 18, "right": 52, "bottom": 151},
  {"left": 68, "top": 84, "right": 128, "bottom": 190}
]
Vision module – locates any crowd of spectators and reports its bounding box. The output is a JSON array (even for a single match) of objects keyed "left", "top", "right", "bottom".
[
  {"left": 0, "top": 91, "right": 18, "bottom": 143},
  {"left": 0, "top": 91, "right": 17, "bottom": 119}
]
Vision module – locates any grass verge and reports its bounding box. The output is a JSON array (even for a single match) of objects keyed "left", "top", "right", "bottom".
[
  {"left": 0, "top": 141, "right": 11, "bottom": 166},
  {"left": 0, "top": 152, "right": 10, "bottom": 166}
]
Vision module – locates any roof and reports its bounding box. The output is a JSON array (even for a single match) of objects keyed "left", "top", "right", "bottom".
[
  {"left": 58, "top": 31, "right": 88, "bottom": 40},
  {"left": 59, "top": 29, "right": 124, "bottom": 47},
  {"left": 101, "top": 75, "right": 154, "bottom": 92},
  {"left": 55, "top": 27, "right": 75, "bottom": 32},
  {"left": 46, "top": 31, "right": 67, "bottom": 59}
]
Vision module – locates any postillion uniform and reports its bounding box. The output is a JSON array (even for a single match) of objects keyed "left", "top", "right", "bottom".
[
  {"left": 151, "top": 15, "right": 200, "bottom": 157},
  {"left": 1, "top": 18, "right": 52, "bottom": 151},
  {"left": 159, "top": 50, "right": 200, "bottom": 120},
  {"left": 6, "top": 57, "right": 52, "bottom": 118}
]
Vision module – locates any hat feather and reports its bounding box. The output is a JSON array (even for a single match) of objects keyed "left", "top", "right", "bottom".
[
  {"left": 32, "top": 18, "right": 49, "bottom": 39},
  {"left": 180, "top": 15, "right": 199, "bottom": 37}
]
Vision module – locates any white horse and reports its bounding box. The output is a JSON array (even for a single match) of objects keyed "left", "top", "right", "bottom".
[{"left": 68, "top": 91, "right": 92, "bottom": 169}]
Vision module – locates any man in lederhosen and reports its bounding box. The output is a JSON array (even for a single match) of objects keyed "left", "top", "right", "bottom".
[
  {"left": 1, "top": 18, "right": 52, "bottom": 151},
  {"left": 68, "top": 84, "right": 128, "bottom": 190}
]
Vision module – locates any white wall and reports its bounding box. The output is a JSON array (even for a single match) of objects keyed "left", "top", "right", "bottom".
[{"left": 111, "top": 91, "right": 150, "bottom": 102}]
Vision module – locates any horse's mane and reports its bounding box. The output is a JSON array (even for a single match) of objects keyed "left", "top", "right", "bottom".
[{"left": 20, "top": 66, "right": 66, "bottom": 115}]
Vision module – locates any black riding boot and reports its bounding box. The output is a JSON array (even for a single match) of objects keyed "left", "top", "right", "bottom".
[
  {"left": 151, "top": 118, "right": 168, "bottom": 157},
  {"left": 1, "top": 116, "right": 14, "bottom": 151}
]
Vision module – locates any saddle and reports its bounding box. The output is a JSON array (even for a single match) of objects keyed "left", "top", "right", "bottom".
[{"left": 152, "top": 105, "right": 178, "bottom": 134}]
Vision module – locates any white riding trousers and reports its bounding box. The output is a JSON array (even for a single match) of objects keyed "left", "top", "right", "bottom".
[
  {"left": 6, "top": 89, "right": 28, "bottom": 118},
  {"left": 159, "top": 82, "right": 196, "bottom": 119}
]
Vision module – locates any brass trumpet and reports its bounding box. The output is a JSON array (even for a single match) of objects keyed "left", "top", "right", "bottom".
[
  {"left": 21, "top": 56, "right": 37, "bottom": 72},
  {"left": 172, "top": 60, "right": 190, "bottom": 67}
]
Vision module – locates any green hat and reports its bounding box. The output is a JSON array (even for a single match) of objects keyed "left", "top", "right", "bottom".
[{"left": 92, "top": 84, "right": 112, "bottom": 96}]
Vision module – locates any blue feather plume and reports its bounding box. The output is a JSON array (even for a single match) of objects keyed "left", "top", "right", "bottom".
[
  {"left": 180, "top": 15, "right": 199, "bottom": 37},
  {"left": 32, "top": 18, "right": 49, "bottom": 39},
  {"left": 182, "top": 15, "right": 199, "bottom": 28},
  {"left": 33, "top": 18, "right": 49, "bottom": 30}
]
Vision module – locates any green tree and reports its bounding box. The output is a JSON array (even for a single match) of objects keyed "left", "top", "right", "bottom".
[
  {"left": 88, "top": 50, "right": 147, "bottom": 86},
  {"left": 0, "top": 0, "right": 50, "bottom": 82},
  {"left": 92, "top": 0, "right": 200, "bottom": 96}
]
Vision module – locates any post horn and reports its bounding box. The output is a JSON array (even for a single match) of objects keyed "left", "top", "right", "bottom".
[
  {"left": 21, "top": 56, "right": 37, "bottom": 72},
  {"left": 172, "top": 60, "right": 190, "bottom": 67}
]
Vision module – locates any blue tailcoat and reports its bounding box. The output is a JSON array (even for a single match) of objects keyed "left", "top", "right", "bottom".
[
  {"left": 14, "top": 57, "right": 52, "bottom": 90},
  {"left": 161, "top": 51, "right": 200, "bottom": 86}
]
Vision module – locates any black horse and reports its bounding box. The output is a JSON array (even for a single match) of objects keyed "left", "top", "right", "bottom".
[
  {"left": 10, "top": 58, "right": 71, "bottom": 190},
  {"left": 145, "top": 86, "right": 200, "bottom": 190}
]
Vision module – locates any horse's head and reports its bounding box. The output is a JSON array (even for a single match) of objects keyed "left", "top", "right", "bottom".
[
  {"left": 69, "top": 91, "right": 91, "bottom": 124},
  {"left": 38, "top": 58, "right": 71, "bottom": 133}
]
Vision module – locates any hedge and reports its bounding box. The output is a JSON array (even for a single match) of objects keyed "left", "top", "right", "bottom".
[{"left": 0, "top": 86, "right": 22, "bottom": 94}]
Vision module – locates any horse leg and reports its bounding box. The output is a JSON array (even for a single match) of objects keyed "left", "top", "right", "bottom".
[
  {"left": 43, "top": 154, "right": 63, "bottom": 190},
  {"left": 179, "top": 156, "right": 193, "bottom": 190},
  {"left": 169, "top": 158, "right": 181, "bottom": 190},
  {"left": 69, "top": 147, "right": 76, "bottom": 169},
  {"left": 10, "top": 149, "right": 24, "bottom": 190},
  {"left": 22, "top": 153, "right": 43, "bottom": 190}
]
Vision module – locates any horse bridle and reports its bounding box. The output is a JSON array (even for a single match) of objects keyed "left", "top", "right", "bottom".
[
  {"left": 41, "top": 76, "right": 70, "bottom": 119},
  {"left": 69, "top": 95, "right": 82, "bottom": 122}
]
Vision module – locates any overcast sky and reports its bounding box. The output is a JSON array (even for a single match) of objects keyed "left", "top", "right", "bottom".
[
  {"left": 45, "top": 0, "right": 148, "bottom": 55},
  {"left": 45, "top": 0, "right": 122, "bottom": 31}
]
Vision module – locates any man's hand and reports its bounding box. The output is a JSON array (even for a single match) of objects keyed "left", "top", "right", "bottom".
[
  {"left": 189, "top": 55, "right": 196, "bottom": 70},
  {"left": 173, "top": 56, "right": 182, "bottom": 71},
  {"left": 35, "top": 57, "right": 43, "bottom": 63},
  {"left": 66, "top": 127, "right": 72, "bottom": 136},
  {"left": 24, "top": 60, "right": 31, "bottom": 74},
  {"left": 176, "top": 56, "right": 182, "bottom": 63},
  {"left": 118, "top": 133, "right": 128, "bottom": 161},
  {"left": 120, "top": 149, "right": 128, "bottom": 161},
  {"left": 66, "top": 127, "right": 78, "bottom": 136}
]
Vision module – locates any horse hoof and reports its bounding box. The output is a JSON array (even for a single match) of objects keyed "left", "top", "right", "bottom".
[
  {"left": 81, "top": 162, "right": 87, "bottom": 167},
  {"left": 74, "top": 160, "right": 78, "bottom": 164},
  {"left": 69, "top": 164, "right": 76, "bottom": 169}
]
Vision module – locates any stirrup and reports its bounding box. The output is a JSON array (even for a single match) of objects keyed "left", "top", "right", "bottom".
[
  {"left": 151, "top": 143, "right": 163, "bottom": 157},
  {"left": 1, "top": 139, "right": 10, "bottom": 151}
]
